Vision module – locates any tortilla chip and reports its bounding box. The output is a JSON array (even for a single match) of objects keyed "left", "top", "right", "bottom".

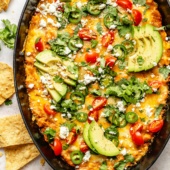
[
  {"left": 0, "top": 0, "right": 10, "bottom": 12},
  {"left": 0, "top": 62, "right": 15, "bottom": 105},
  {"left": 0, "top": 114, "right": 33, "bottom": 148},
  {"left": 5, "top": 143, "right": 40, "bottom": 170}
]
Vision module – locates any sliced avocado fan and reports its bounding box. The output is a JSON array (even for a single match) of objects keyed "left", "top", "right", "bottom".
[{"left": 128, "top": 24, "right": 163, "bottom": 72}]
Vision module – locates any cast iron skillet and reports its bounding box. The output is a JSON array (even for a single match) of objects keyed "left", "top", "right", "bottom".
[{"left": 14, "top": 0, "right": 170, "bottom": 169}]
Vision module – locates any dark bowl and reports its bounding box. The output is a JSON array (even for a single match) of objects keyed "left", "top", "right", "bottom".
[{"left": 14, "top": 0, "right": 170, "bottom": 169}]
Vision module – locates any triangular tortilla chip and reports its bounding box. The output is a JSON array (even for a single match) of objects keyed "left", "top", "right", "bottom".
[
  {"left": 0, "top": 114, "right": 33, "bottom": 148},
  {"left": 5, "top": 143, "right": 40, "bottom": 170}
]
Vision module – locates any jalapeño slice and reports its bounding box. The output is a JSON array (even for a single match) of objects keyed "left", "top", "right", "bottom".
[
  {"left": 68, "top": 36, "right": 83, "bottom": 51},
  {"left": 70, "top": 92, "right": 85, "bottom": 105},
  {"left": 125, "top": 112, "right": 138, "bottom": 123},
  {"left": 76, "top": 112, "right": 88, "bottom": 122},
  {"left": 87, "top": 1, "right": 101, "bottom": 16},
  {"left": 68, "top": 8, "right": 82, "bottom": 24},
  {"left": 104, "top": 13, "right": 116, "bottom": 29},
  {"left": 70, "top": 150, "right": 83, "bottom": 164}
]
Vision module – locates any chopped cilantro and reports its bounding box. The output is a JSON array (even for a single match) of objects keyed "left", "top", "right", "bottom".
[
  {"left": 63, "top": 143, "right": 69, "bottom": 150},
  {"left": 4, "top": 99, "right": 12, "bottom": 106},
  {"left": 96, "top": 23, "right": 103, "bottom": 35},
  {"left": 100, "top": 161, "right": 107, "bottom": 170},
  {"left": 155, "top": 104, "right": 163, "bottom": 118},
  {"left": 44, "top": 128, "right": 56, "bottom": 143},
  {"left": 132, "top": 0, "right": 146, "bottom": 6},
  {"left": 91, "top": 39, "right": 98, "bottom": 48},
  {"left": 106, "top": 77, "right": 152, "bottom": 104},
  {"left": 74, "top": 24, "right": 82, "bottom": 34},
  {"left": 159, "top": 66, "right": 170, "bottom": 79},
  {"left": 137, "top": 56, "right": 144, "bottom": 66},
  {"left": 0, "top": 19, "right": 17, "bottom": 49},
  {"left": 53, "top": 75, "right": 63, "bottom": 83}
]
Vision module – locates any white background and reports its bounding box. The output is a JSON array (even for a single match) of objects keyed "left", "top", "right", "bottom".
[{"left": 0, "top": 0, "right": 169, "bottom": 169}]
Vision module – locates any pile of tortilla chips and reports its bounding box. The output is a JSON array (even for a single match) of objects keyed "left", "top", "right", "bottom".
[
  {"left": 0, "top": 114, "right": 40, "bottom": 170},
  {"left": 0, "top": 0, "right": 11, "bottom": 12},
  {"left": 0, "top": 63, "right": 40, "bottom": 169}
]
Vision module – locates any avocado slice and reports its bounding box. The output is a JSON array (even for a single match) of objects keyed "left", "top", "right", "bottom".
[
  {"left": 47, "top": 88, "right": 62, "bottom": 102},
  {"left": 36, "top": 50, "right": 62, "bottom": 65},
  {"left": 89, "top": 121, "right": 119, "bottom": 157},
  {"left": 128, "top": 24, "right": 163, "bottom": 72},
  {"left": 53, "top": 81, "right": 67, "bottom": 97},
  {"left": 83, "top": 122, "right": 98, "bottom": 153}
]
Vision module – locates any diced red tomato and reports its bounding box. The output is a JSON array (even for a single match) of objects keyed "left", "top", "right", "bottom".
[
  {"left": 35, "top": 38, "right": 44, "bottom": 52},
  {"left": 149, "top": 80, "right": 162, "bottom": 90},
  {"left": 80, "top": 142, "right": 89, "bottom": 153},
  {"left": 148, "top": 119, "right": 164, "bottom": 133},
  {"left": 130, "top": 122, "right": 144, "bottom": 145},
  {"left": 102, "top": 31, "right": 115, "bottom": 47},
  {"left": 78, "top": 28, "right": 97, "bottom": 40},
  {"left": 105, "top": 56, "right": 117, "bottom": 68},
  {"left": 85, "top": 52, "right": 99, "bottom": 63},
  {"left": 92, "top": 97, "right": 107, "bottom": 110},
  {"left": 116, "top": 0, "right": 133, "bottom": 10},
  {"left": 132, "top": 9, "right": 142, "bottom": 26},
  {"left": 66, "top": 129, "right": 78, "bottom": 145},
  {"left": 54, "top": 138, "right": 62, "bottom": 156},
  {"left": 44, "top": 104, "right": 56, "bottom": 116},
  {"left": 88, "top": 110, "right": 99, "bottom": 123}
]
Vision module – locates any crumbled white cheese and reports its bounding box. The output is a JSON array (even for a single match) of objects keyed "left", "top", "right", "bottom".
[
  {"left": 125, "top": 33, "right": 130, "bottom": 40},
  {"left": 88, "top": 116, "right": 94, "bottom": 121},
  {"left": 114, "top": 52, "right": 120, "bottom": 57},
  {"left": 63, "top": 47, "right": 71, "bottom": 55},
  {"left": 98, "top": 4, "right": 106, "bottom": 10},
  {"left": 127, "top": 9, "right": 132, "bottom": 13},
  {"left": 107, "top": 45, "right": 113, "bottom": 52},
  {"left": 83, "top": 74, "right": 97, "bottom": 85},
  {"left": 28, "top": 83, "right": 34, "bottom": 89},
  {"left": 83, "top": 151, "right": 91, "bottom": 162},
  {"left": 136, "top": 102, "right": 141, "bottom": 107},
  {"left": 79, "top": 86, "right": 86, "bottom": 90},
  {"left": 121, "top": 148, "right": 127, "bottom": 155},
  {"left": 75, "top": 43, "right": 83, "bottom": 48},
  {"left": 165, "top": 37, "right": 169, "bottom": 41},
  {"left": 117, "top": 101, "right": 126, "bottom": 112},
  {"left": 26, "top": 52, "right": 31, "bottom": 56},
  {"left": 42, "top": 89, "right": 48, "bottom": 95},
  {"left": 67, "top": 113, "right": 72, "bottom": 119},
  {"left": 109, "top": 24, "right": 117, "bottom": 30},
  {"left": 81, "top": 19, "right": 88, "bottom": 27},
  {"left": 39, "top": 19, "right": 47, "bottom": 27},
  {"left": 98, "top": 67, "right": 104, "bottom": 74},
  {"left": 150, "top": 73, "right": 155, "bottom": 78},
  {"left": 59, "top": 126, "right": 69, "bottom": 139},
  {"left": 106, "top": 0, "right": 117, "bottom": 7},
  {"left": 152, "top": 62, "right": 157, "bottom": 66},
  {"left": 145, "top": 106, "right": 153, "bottom": 117},
  {"left": 77, "top": 2, "right": 82, "bottom": 9},
  {"left": 132, "top": 40, "right": 136, "bottom": 45}
]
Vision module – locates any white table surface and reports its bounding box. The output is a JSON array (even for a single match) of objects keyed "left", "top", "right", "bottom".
[{"left": 0, "top": 0, "right": 169, "bottom": 169}]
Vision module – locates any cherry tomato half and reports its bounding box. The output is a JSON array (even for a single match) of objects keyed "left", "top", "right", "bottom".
[
  {"left": 130, "top": 122, "right": 144, "bottom": 145},
  {"left": 131, "top": 131, "right": 144, "bottom": 145},
  {"left": 35, "top": 38, "right": 44, "bottom": 52},
  {"left": 44, "top": 104, "right": 56, "bottom": 116},
  {"left": 78, "top": 28, "right": 97, "bottom": 40},
  {"left": 102, "top": 31, "right": 115, "bottom": 47},
  {"left": 85, "top": 52, "right": 99, "bottom": 63},
  {"left": 80, "top": 142, "right": 89, "bottom": 153},
  {"left": 149, "top": 80, "right": 162, "bottom": 89},
  {"left": 54, "top": 138, "right": 62, "bottom": 156},
  {"left": 148, "top": 119, "right": 164, "bottom": 133},
  {"left": 105, "top": 56, "right": 117, "bottom": 68},
  {"left": 92, "top": 97, "right": 107, "bottom": 110},
  {"left": 88, "top": 110, "right": 99, "bottom": 123},
  {"left": 116, "top": 0, "right": 133, "bottom": 10},
  {"left": 132, "top": 9, "right": 142, "bottom": 26}
]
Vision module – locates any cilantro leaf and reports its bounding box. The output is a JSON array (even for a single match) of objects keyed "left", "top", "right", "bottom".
[
  {"left": 91, "top": 39, "right": 98, "bottom": 48},
  {"left": 4, "top": 99, "right": 12, "bottom": 106},
  {"left": 159, "top": 67, "right": 170, "bottom": 79},
  {"left": 100, "top": 161, "right": 107, "bottom": 170},
  {"left": 44, "top": 128, "right": 56, "bottom": 143},
  {"left": 155, "top": 104, "right": 163, "bottom": 118},
  {"left": 53, "top": 75, "right": 63, "bottom": 83},
  {"left": 132, "top": 0, "right": 146, "bottom": 6},
  {"left": 0, "top": 19, "right": 17, "bottom": 49},
  {"left": 96, "top": 23, "right": 103, "bottom": 35}
]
